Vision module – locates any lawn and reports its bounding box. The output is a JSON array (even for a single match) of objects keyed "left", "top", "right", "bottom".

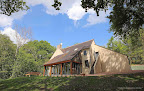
[
  {"left": 0, "top": 73, "right": 144, "bottom": 91},
  {"left": 131, "top": 65, "right": 144, "bottom": 70}
]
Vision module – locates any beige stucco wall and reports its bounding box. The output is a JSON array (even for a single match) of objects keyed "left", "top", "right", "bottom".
[
  {"left": 81, "top": 49, "right": 91, "bottom": 74},
  {"left": 50, "top": 49, "right": 63, "bottom": 60},
  {"left": 90, "top": 41, "right": 131, "bottom": 73}
]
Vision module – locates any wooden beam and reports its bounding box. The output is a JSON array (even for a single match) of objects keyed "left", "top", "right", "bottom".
[
  {"left": 73, "top": 61, "right": 82, "bottom": 64},
  {"left": 44, "top": 60, "right": 71, "bottom": 66},
  {"left": 70, "top": 61, "right": 72, "bottom": 75},
  {"left": 60, "top": 64, "right": 62, "bottom": 75},
  {"left": 43, "top": 66, "right": 45, "bottom": 76},
  {"left": 49, "top": 65, "right": 52, "bottom": 76}
]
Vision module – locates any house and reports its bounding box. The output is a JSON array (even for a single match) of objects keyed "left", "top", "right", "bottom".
[{"left": 43, "top": 39, "right": 131, "bottom": 76}]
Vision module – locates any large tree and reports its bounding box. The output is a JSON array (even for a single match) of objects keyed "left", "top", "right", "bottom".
[
  {"left": 11, "top": 40, "right": 55, "bottom": 78},
  {"left": 106, "top": 29, "right": 144, "bottom": 64},
  {"left": 14, "top": 25, "right": 32, "bottom": 56},
  {"left": 0, "top": 34, "right": 16, "bottom": 79}
]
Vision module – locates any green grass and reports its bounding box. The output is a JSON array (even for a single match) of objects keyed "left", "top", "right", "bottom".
[
  {"left": 131, "top": 65, "right": 144, "bottom": 70},
  {"left": 0, "top": 73, "right": 144, "bottom": 91}
]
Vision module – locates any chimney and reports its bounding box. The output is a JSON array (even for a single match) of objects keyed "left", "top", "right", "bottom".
[{"left": 57, "top": 43, "right": 62, "bottom": 49}]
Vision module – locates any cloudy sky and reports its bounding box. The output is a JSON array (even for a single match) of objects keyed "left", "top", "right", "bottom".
[{"left": 0, "top": 0, "right": 113, "bottom": 48}]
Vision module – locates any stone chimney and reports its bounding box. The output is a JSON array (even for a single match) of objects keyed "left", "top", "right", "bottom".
[{"left": 57, "top": 43, "right": 62, "bottom": 49}]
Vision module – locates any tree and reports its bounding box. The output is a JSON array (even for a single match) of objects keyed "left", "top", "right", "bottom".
[
  {"left": 107, "top": 29, "right": 144, "bottom": 64},
  {"left": 14, "top": 25, "right": 32, "bottom": 56},
  {"left": 0, "top": 0, "right": 29, "bottom": 16},
  {"left": 129, "top": 29, "right": 144, "bottom": 64},
  {"left": 11, "top": 48, "right": 37, "bottom": 78},
  {"left": 0, "top": 34, "right": 16, "bottom": 79},
  {"left": 106, "top": 36, "right": 128, "bottom": 54},
  {"left": 11, "top": 40, "right": 56, "bottom": 78},
  {"left": 11, "top": 25, "right": 32, "bottom": 78},
  {"left": 108, "top": 0, "right": 144, "bottom": 42}
]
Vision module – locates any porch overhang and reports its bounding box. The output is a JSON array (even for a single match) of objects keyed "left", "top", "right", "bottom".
[{"left": 44, "top": 60, "right": 71, "bottom": 66}]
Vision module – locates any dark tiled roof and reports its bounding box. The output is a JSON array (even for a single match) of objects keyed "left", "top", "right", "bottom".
[{"left": 44, "top": 39, "right": 94, "bottom": 66}]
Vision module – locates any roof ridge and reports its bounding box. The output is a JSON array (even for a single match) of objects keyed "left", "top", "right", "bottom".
[{"left": 62, "top": 39, "right": 94, "bottom": 50}]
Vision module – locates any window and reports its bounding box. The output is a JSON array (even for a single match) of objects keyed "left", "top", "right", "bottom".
[
  {"left": 85, "top": 60, "right": 89, "bottom": 67},
  {"left": 96, "top": 52, "right": 99, "bottom": 54},
  {"left": 74, "top": 48, "right": 78, "bottom": 51},
  {"left": 84, "top": 50, "right": 87, "bottom": 55},
  {"left": 66, "top": 51, "right": 69, "bottom": 53}
]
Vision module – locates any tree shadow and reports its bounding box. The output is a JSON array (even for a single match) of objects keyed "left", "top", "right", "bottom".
[
  {"left": 0, "top": 73, "right": 143, "bottom": 91},
  {"left": 55, "top": 73, "right": 144, "bottom": 91}
]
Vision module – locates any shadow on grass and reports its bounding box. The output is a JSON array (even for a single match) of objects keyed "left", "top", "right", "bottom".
[
  {"left": 55, "top": 73, "right": 144, "bottom": 91},
  {"left": 0, "top": 73, "right": 144, "bottom": 91},
  {"left": 0, "top": 76, "right": 72, "bottom": 91}
]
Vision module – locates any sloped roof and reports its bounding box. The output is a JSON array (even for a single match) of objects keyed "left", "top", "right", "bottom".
[{"left": 44, "top": 39, "right": 94, "bottom": 66}]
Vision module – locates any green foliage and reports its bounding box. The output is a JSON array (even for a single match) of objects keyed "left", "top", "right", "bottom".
[
  {"left": 82, "top": 0, "right": 144, "bottom": 40},
  {"left": 106, "top": 29, "right": 144, "bottom": 64},
  {"left": 0, "top": 34, "right": 16, "bottom": 79},
  {"left": 0, "top": 33, "right": 55, "bottom": 79},
  {"left": 106, "top": 36, "right": 128, "bottom": 54},
  {"left": 11, "top": 40, "right": 56, "bottom": 78},
  {"left": 81, "top": 0, "right": 109, "bottom": 16},
  {"left": 108, "top": 0, "right": 144, "bottom": 38},
  {"left": 52, "top": 0, "right": 62, "bottom": 10},
  {"left": 0, "top": 0, "right": 29, "bottom": 16}
]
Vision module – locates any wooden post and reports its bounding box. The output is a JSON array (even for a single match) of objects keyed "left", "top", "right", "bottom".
[
  {"left": 70, "top": 61, "right": 72, "bottom": 75},
  {"left": 60, "top": 64, "right": 62, "bottom": 75},
  {"left": 49, "top": 65, "right": 52, "bottom": 76},
  {"left": 43, "top": 66, "right": 45, "bottom": 76},
  {"left": 80, "top": 64, "right": 82, "bottom": 73}
]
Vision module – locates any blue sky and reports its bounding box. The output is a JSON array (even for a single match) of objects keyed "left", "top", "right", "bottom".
[{"left": 0, "top": 0, "right": 113, "bottom": 48}]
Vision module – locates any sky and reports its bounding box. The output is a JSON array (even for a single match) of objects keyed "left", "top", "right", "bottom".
[{"left": 0, "top": 0, "right": 113, "bottom": 48}]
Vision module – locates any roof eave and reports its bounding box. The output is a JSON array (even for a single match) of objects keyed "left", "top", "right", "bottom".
[{"left": 44, "top": 60, "right": 71, "bottom": 66}]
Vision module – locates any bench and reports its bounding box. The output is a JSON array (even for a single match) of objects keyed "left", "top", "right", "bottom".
[
  {"left": 80, "top": 73, "right": 85, "bottom": 76},
  {"left": 25, "top": 72, "right": 41, "bottom": 77}
]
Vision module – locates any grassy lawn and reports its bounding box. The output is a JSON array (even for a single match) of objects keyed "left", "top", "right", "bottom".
[
  {"left": 0, "top": 73, "right": 144, "bottom": 91},
  {"left": 131, "top": 65, "right": 144, "bottom": 70}
]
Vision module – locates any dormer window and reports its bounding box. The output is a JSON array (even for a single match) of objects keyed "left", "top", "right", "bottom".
[
  {"left": 74, "top": 48, "right": 78, "bottom": 51},
  {"left": 66, "top": 51, "right": 69, "bottom": 53},
  {"left": 84, "top": 50, "right": 87, "bottom": 55}
]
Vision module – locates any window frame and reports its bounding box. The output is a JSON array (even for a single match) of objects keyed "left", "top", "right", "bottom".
[
  {"left": 84, "top": 50, "right": 87, "bottom": 55},
  {"left": 85, "top": 60, "right": 89, "bottom": 67}
]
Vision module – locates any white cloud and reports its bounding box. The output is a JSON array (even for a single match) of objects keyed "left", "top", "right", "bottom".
[
  {"left": 84, "top": 10, "right": 111, "bottom": 27},
  {"left": 67, "top": 1, "right": 85, "bottom": 21},
  {"left": 0, "top": 0, "right": 110, "bottom": 28},
  {"left": 25, "top": 0, "right": 78, "bottom": 15},
  {"left": 11, "top": 11, "right": 27, "bottom": 20},
  {"left": 0, "top": 11, "right": 27, "bottom": 28},
  {"left": 0, "top": 15, "right": 13, "bottom": 27},
  {"left": 24, "top": 0, "right": 110, "bottom": 26},
  {"left": 0, "top": 27, "right": 30, "bottom": 45},
  {"left": 0, "top": 27, "right": 16, "bottom": 43}
]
